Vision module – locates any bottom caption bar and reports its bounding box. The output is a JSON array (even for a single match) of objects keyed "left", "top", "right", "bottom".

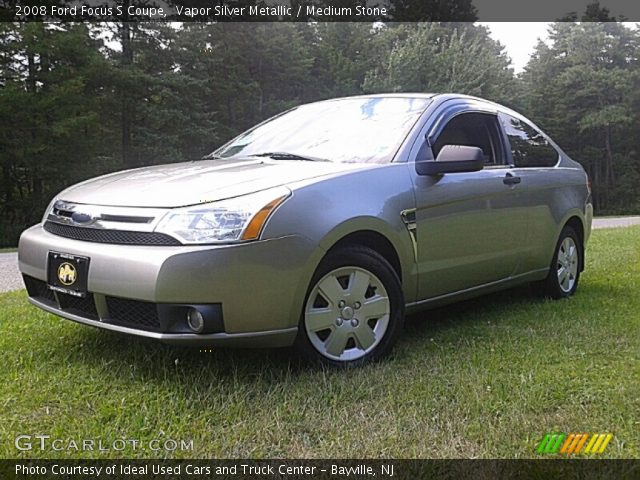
[{"left": 1, "top": 459, "right": 638, "bottom": 479}]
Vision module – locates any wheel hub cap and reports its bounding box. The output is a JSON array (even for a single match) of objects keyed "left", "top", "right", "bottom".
[
  {"left": 557, "top": 236, "right": 579, "bottom": 293},
  {"left": 340, "top": 306, "right": 355, "bottom": 320},
  {"left": 304, "top": 266, "right": 391, "bottom": 362}
]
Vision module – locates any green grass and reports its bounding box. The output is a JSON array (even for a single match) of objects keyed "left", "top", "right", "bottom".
[
  {"left": 0, "top": 227, "right": 638, "bottom": 459},
  {"left": 0, "top": 247, "right": 16, "bottom": 253}
]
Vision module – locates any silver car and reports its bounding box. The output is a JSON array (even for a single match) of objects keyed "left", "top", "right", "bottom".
[{"left": 19, "top": 94, "right": 593, "bottom": 366}]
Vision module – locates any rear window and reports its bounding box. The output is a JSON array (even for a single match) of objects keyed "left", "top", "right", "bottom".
[{"left": 499, "top": 113, "right": 558, "bottom": 167}]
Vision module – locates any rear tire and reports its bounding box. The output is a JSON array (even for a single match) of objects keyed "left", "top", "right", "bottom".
[
  {"left": 294, "top": 246, "right": 404, "bottom": 367},
  {"left": 542, "top": 226, "right": 582, "bottom": 299}
]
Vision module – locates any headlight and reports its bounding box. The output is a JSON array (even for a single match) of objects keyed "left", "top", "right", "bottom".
[
  {"left": 155, "top": 187, "right": 290, "bottom": 244},
  {"left": 42, "top": 197, "right": 59, "bottom": 223}
]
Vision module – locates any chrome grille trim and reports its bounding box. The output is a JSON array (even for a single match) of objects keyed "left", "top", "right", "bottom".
[{"left": 46, "top": 200, "right": 168, "bottom": 232}]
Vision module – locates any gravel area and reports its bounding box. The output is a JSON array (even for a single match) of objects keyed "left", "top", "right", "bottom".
[
  {"left": 0, "top": 252, "right": 22, "bottom": 293},
  {"left": 592, "top": 216, "right": 640, "bottom": 229},
  {"left": 0, "top": 216, "right": 638, "bottom": 293}
]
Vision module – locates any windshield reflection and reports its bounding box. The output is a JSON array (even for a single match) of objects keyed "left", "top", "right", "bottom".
[{"left": 215, "top": 97, "right": 431, "bottom": 164}]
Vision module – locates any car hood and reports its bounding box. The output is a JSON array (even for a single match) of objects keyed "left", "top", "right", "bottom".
[{"left": 59, "top": 158, "right": 369, "bottom": 208}]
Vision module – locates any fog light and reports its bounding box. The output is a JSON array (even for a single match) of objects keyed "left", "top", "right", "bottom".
[{"left": 186, "top": 308, "right": 205, "bottom": 333}]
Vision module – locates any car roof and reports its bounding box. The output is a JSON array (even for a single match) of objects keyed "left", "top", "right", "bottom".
[
  {"left": 311, "top": 93, "right": 507, "bottom": 111},
  {"left": 316, "top": 93, "right": 437, "bottom": 102},
  {"left": 303, "top": 92, "right": 522, "bottom": 127}
]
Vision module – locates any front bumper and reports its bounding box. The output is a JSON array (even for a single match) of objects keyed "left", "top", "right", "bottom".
[
  {"left": 28, "top": 296, "right": 297, "bottom": 347},
  {"left": 19, "top": 224, "right": 318, "bottom": 346}
]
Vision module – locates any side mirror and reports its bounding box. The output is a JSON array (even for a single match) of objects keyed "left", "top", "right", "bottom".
[{"left": 416, "top": 145, "right": 485, "bottom": 176}]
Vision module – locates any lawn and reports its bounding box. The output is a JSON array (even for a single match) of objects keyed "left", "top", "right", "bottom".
[{"left": 0, "top": 227, "right": 638, "bottom": 459}]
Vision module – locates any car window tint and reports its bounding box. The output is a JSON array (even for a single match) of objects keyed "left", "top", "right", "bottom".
[
  {"left": 433, "top": 113, "right": 503, "bottom": 165},
  {"left": 499, "top": 113, "right": 559, "bottom": 167}
]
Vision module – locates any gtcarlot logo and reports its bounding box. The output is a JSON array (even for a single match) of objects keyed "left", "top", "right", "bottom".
[{"left": 15, "top": 434, "right": 194, "bottom": 452}]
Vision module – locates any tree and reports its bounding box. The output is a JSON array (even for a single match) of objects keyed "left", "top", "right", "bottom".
[
  {"left": 521, "top": 22, "right": 640, "bottom": 212},
  {"left": 305, "top": 22, "right": 380, "bottom": 100},
  {"left": 363, "top": 23, "right": 516, "bottom": 105},
  {"left": 172, "top": 23, "right": 313, "bottom": 144},
  {"left": 0, "top": 22, "right": 110, "bottom": 245}
]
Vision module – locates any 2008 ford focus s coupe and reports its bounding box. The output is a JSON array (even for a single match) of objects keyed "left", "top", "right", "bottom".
[{"left": 19, "top": 94, "right": 593, "bottom": 366}]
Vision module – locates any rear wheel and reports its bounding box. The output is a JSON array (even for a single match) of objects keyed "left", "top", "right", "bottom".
[
  {"left": 542, "top": 226, "right": 582, "bottom": 298},
  {"left": 295, "top": 246, "right": 404, "bottom": 367}
]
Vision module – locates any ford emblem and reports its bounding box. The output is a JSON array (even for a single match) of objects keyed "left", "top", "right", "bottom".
[{"left": 71, "top": 212, "right": 95, "bottom": 225}]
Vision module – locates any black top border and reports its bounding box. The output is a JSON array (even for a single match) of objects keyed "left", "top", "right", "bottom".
[{"left": 1, "top": 0, "right": 639, "bottom": 22}]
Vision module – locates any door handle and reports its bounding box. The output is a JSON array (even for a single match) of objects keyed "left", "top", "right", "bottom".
[{"left": 503, "top": 173, "right": 521, "bottom": 185}]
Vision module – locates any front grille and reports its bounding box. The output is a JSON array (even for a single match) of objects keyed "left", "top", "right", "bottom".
[
  {"left": 24, "top": 275, "right": 164, "bottom": 332},
  {"left": 44, "top": 221, "right": 181, "bottom": 246},
  {"left": 23, "top": 275, "right": 56, "bottom": 304},
  {"left": 105, "top": 297, "right": 161, "bottom": 332},
  {"left": 24, "top": 275, "right": 99, "bottom": 319},
  {"left": 58, "top": 292, "right": 99, "bottom": 320}
]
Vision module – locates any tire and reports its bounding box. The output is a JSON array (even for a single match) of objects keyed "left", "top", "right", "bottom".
[
  {"left": 542, "top": 225, "right": 582, "bottom": 299},
  {"left": 294, "top": 246, "right": 404, "bottom": 367}
]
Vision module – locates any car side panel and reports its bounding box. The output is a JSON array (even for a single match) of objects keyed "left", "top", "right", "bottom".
[
  {"left": 404, "top": 96, "right": 592, "bottom": 301},
  {"left": 262, "top": 163, "right": 419, "bottom": 305},
  {"left": 411, "top": 168, "right": 528, "bottom": 298},
  {"left": 404, "top": 100, "right": 529, "bottom": 299},
  {"left": 511, "top": 163, "right": 591, "bottom": 276}
]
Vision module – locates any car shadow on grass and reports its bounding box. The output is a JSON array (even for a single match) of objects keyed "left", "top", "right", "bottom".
[
  {"left": 397, "top": 279, "right": 609, "bottom": 358},
  {"left": 403, "top": 284, "right": 539, "bottom": 339},
  {"left": 54, "top": 323, "right": 310, "bottom": 382},
  {"left": 47, "top": 284, "right": 556, "bottom": 385}
]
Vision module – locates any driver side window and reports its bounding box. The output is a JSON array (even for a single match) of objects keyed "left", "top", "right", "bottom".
[{"left": 433, "top": 113, "right": 505, "bottom": 166}]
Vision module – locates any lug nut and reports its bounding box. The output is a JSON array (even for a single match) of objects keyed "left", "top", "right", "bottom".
[
  {"left": 351, "top": 319, "right": 359, "bottom": 327},
  {"left": 338, "top": 300, "right": 346, "bottom": 308},
  {"left": 336, "top": 318, "right": 344, "bottom": 326},
  {"left": 354, "top": 302, "right": 361, "bottom": 310}
]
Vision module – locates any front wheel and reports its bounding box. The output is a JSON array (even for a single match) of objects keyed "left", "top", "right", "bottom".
[
  {"left": 542, "top": 225, "right": 582, "bottom": 299},
  {"left": 295, "top": 246, "right": 404, "bottom": 367}
]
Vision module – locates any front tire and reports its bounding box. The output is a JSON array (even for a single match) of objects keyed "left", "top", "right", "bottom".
[
  {"left": 542, "top": 225, "right": 582, "bottom": 299},
  {"left": 295, "top": 246, "right": 404, "bottom": 367}
]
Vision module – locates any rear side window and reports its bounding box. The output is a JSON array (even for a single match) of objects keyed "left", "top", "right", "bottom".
[{"left": 499, "top": 113, "right": 558, "bottom": 167}]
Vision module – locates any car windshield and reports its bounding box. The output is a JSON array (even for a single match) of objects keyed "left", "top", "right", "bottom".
[{"left": 213, "top": 97, "right": 431, "bottom": 164}]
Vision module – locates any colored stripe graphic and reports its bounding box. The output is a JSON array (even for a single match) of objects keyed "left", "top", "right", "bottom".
[
  {"left": 597, "top": 434, "right": 613, "bottom": 453},
  {"left": 538, "top": 433, "right": 613, "bottom": 455},
  {"left": 536, "top": 434, "right": 551, "bottom": 454},
  {"left": 560, "top": 434, "right": 575, "bottom": 454},
  {"left": 584, "top": 434, "right": 598, "bottom": 453},
  {"left": 537, "top": 434, "right": 565, "bottom": 454},
  {"left": 567, "top": 434, "right": 581, "bottom": 453},
  {"left": 551, "top": 434, "right": 565, "bottom": 453},
  {"left": 573, "top": 433, "right": 589, "bottom": 453},
  {"left": 584, "top": 433, "right": 613, "bottom": 454}
]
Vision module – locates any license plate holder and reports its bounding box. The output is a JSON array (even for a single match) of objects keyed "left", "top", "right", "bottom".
[{"left": 47, "top": 252, "right": 90, "bottom": 298}]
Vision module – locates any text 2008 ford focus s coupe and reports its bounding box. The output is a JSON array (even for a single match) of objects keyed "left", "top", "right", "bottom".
[{"left": 19, "top": 94, "right": 593, "bottom": 366}]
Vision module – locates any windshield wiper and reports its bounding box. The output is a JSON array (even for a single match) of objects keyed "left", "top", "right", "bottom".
[
  {"left": 200, "top": 153, "right": 222, "bottom": 160},
  {"left": 252, "top": 152, "right": 328, "bottom": 162}
]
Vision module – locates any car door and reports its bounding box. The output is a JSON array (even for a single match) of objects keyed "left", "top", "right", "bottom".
[
  {"left": 497, "top": 112, "right": 564, "bottom": 274},
  {"left": 410, "top": 107, "right": 529, "bottom": 301}
]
